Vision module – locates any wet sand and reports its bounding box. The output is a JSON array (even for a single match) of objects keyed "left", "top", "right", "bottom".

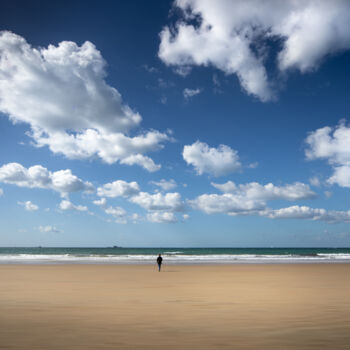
[{"left": 1, "top": 264, "right": 350, "bottom": 349}]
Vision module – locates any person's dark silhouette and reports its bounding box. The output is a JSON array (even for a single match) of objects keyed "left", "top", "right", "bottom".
[{"left": 157, "top": 254, "right": 163, "bottom": 272}]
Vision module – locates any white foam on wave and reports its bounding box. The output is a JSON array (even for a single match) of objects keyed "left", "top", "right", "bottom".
[{"left": 1, "top": 253, "right": 350, "bottom": 264}]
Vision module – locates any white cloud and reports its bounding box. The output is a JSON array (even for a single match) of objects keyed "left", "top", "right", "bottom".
[
  {"left": 18, "top": 200, "right": 39, "bottom": 211},
  {"left": 173, "top": 66, "right": 192, "bottom": 77},
  {"left": 191, "top": 193, "right": 265, "bottom": 215},
  {"left": 183, "top": 214, "right": 190, "bottom": 220},
  {"left": 0, "top": 162, "right": 93, "bottom": 196},
  {"left": 93, "top": 197, "right": 107, "bottom": 206},
  {"left": 97, "top": 180, "right": 140, "bottom": 198},
  {"left": 147, "top": 211, "right": 178, "bottom": 223},
  {"left": 38, "top": 225, "right": 61, "bottom": 233},
  {"left": 264, "top": 206, "right": 350, "bottom": 224},
  {"left": 328, "top": 165, "right": 350, "bottom": 188},
  {"left": 130, "top": 192, "right": 185, "bottom": 212},
  {"left": 59, "top": 199, "right": 88, "bottom": 212},
  {"left": 305, "top": 121, "right": 350, "bottom": 188},
  {"left": 192, "top": 181, "right": 315, "bottom": 215},
  {"left": 120, "top": 154, "right": 161, "bottom": 172},
  {"left": 130, "top": 213, "right": 142, "bottom": 223},
  {"left": 150, "top": 179, "right": 177, "bottom": 191},
  {"left": 183, "top": 141, "right": 241, "bottom": 176},
  {"left": 105, "top": 206, "right": 127, "bottom": 224},
  {"left": 0, "top": 31, "right": 169, "bottom": 171},
  {"left": 0, "top": 188, "right": 3, "bottom": 196},
  {"left": 183, "top": 88, "right": 201, "bottom": 99},
  {"left": 211, "top": 181, "right": 316, "bottom": 201},
  {"left": 159, "top": 0, "right": 350, "bottom": 101}
]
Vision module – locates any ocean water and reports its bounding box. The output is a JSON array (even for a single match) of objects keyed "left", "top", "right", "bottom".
[{"left": 1, "top": 247, "right": 350, "bottom": 264}]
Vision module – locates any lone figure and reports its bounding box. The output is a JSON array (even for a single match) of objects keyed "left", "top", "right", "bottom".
[{"left": 157, "top": 254, "right": 163, "bottom": 272}]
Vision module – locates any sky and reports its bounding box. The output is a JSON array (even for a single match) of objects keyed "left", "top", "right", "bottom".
[{"left": 1, "top": 0, "right": 350, "bottom": 247}]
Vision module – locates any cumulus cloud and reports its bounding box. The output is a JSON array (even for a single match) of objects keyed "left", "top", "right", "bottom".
[
  {"left": 191, "top": 193, "right": 265, "bottom": 215},
  {"left": 38, "top": 225, "right": 61, "bottom": 233},
  {"left": 59, "top": 199, "right": 88, "bottom": 212},
  {"left": 0, "top": 31, "right": 169, "bottom": 171},
  {"left": 192, "top": 181, "right": 315, "bottom": 215},
  {"left": 0, "top": 162, "right": 93, "bottom": 196},
  {"left": 97, "top": 180, "right": 140, "bottom": 198},
  {"left": 159, "top": 0, "right": 350, "bottom": 101},
  {"left": 147, "top": 211, "right": 178, "bottom": 223},
  {"left": 183, "top": 141, "right": 241, "bottom": 176},
  {"left": 211, "top": 181, "right": 316, "bottom": 200},
  {"left": 150, "top": 179, "right": 177, "bottom": 191},
  {"left": 305, "top": 121, "right": 350, "bottom": 188},
  {"left": 264, "top": 206, "right": 350, "bottom": 224},
  {"left": 183, "top": 88, "right": 201, "bottom": 99},
  {"left": 130, "top": 192, "right": 185, "bottom": 212},
  {"left": 18, "top": 200, "right": 39, "bottom": 211}
]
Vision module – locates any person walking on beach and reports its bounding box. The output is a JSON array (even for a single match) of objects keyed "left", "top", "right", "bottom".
[{"left": 157, "top": 254, "right": 163, "bottom": 272}]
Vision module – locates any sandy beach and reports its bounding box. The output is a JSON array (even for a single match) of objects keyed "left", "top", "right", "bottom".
[{"left": 1, "top": 264, "right": 350, "bottom": 349}]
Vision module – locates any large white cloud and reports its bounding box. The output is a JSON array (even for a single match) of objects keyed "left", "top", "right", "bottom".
[
  {"left": 97, "top": 180, "right": 140, "bottom": 198},
  {"left": 183, "top": 141, "right": 241, "bottom": 176},
  {"left": 159, "top": 0, "right": 350, "bottom": 101},
  {"left": 0, "top": 162, "right": 93, "bottom": 196},
  {"left": 305, "top": 121, "right": 350, "bottom": 188},
  {"left": 0, "top": 31, "right": 169, "bottom": 171},
  {"left": 192, "top": 181, "right": 316, "bottom": 215},
  {"left": 211, "top": 181, "right": 316, "bottom": 201}
]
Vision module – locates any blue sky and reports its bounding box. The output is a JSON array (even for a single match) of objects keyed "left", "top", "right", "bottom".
[{"left": 1, "top": 0, "right": 350, "bottom": 247}]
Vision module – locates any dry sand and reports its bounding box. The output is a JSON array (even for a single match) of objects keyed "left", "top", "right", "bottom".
[{"left": 1, "top": 264, "right": 350, "bottom": 349}]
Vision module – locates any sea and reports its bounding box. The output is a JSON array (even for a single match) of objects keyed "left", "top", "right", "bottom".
[{"left": 1, "top": 247, "right": 350, "bottom": 264}]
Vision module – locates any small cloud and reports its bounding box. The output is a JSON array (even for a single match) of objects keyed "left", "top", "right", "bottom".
[
  {"left": 309, "top": 176, "right": 321, "bottom": 187},
  {"left": 183, "top": 88, "right": 201, "bottom": 99},
  {"left": 104, "top": 206, "right": 127, "bottom": 224},
  {"left": 173, "top": 66, "right": 192, "bottom": 77},
  {"left": 18, "top": 200, "right": 39, "bottom": 211},
  {"left": 183, "top": 141, "right": 241, "bottom": 176},
  {"left": 0, "top": 188, "right": 3, "bottom": 196},
  {"left": 38, "top": 225, "right": 61, "bottom": 233},
  {"left": 147, "top": 211, "right": 178, "bottom": 223},
  {"left": 213, "top": 74, "right": 223, "bottom": 94},
  {"left": 183, "top": 214, "right": 190, "bottom": 220},
  {"left": 59, "top": 199, "right": 88, "bottom": 212},
  {"left": 248, "top": 162, "right": 259, "bottom": 169},
  {"left": 150, "top": 179, "right": 177, "bottom": 191},
  {"left": 142, "top": 64, "right": 158, "bottom": 73},
  {"left": 160, "top": 96, "right": 167, "bottom": 104},
  {"left": 93, "top": 197, "right": 107, "bottom": 206}
]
